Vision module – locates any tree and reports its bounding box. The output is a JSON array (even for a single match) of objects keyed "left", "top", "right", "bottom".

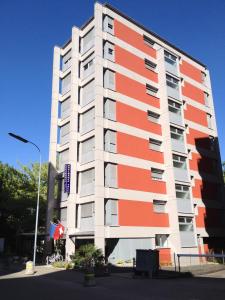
[{"left": 0, "top": 161, "right": 48, "bottom": 253}]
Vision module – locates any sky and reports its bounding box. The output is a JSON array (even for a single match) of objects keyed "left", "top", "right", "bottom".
[{"left": 1, "top": 0, "right": 225, "bottom": 168}]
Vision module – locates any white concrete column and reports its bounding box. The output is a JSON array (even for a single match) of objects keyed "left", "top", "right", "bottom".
[
  {"left": 94, "top": 3, "right": 105, "bottom": 253},
  {"left": 156, "top": 46, "right": 182, "bottom": 256},
  {"left": 65, "top": 27, "right": 80, "bottom": 258}
]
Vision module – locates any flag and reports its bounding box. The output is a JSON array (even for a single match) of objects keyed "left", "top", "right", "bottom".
[
  {"left": 49, "top": 222, "right": 57, "bottom": 239},
  {"left": 49, "top": 222, "right": 65, "bottom": 240},
  {"left": 54, "top": 223, "right": 65, "bottom": 240}
]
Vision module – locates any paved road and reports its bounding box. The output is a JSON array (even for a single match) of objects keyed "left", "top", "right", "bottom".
[{"left": 1, "top": 266, "right": 225, "bottom": 300}]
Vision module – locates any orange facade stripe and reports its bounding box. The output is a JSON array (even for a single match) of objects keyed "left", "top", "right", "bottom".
[
  {"left": 115, "top": 45, "right": 158, "bottom": 83},
  {"left": 116, "top": 102, "right": 162, "bottom": 135},
  {"left": 118, "top": 199, "right": 169, "bottom": 227},
  {"left": 116, "top": 73, "right": 160, "bottom": 108},
  {"left": 114, "top": 19, "right": 156, "bottom": 59},
  {"left": 159, "top": 248, "right": 172, "bottom": 265},
  {"left": 180, "top": 60, "right": 203, "bottom": 83},
  {"left": 189, "top": 152, "right": 217, "bottom": 174},
  {"left": 184, "top": 104, "right": 208, "bottom": 127},
  {"left": 192, "top": 178, "right": 220, "bottom": 200},
  {"left": 186, "top": 128, "right": 211, "bottom": 150},
  {"left": 182, "top": 81, "right": 205, "bottom": 104},
  {"left": 117, "top": 131, "right": 164, "bottom": 163},
  {"left": 118, "top": 164, "right": 166, "bottom": 194}
]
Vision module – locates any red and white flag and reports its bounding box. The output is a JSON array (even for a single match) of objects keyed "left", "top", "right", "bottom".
[{"left": 53, "top": 223, "right": 65, "bottom": 240}]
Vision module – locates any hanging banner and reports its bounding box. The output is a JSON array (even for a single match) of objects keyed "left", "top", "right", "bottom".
[{"left": 64, "top": 164, "right": 71, "bottom": 194}]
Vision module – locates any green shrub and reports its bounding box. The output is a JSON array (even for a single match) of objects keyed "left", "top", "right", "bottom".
[{"left": 70, "top": 244, "right": 104, "bottom": 272}]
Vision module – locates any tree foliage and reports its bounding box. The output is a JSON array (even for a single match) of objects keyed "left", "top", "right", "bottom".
[{"left": 0, "top": 161, "right": 48, "bottom": 243}]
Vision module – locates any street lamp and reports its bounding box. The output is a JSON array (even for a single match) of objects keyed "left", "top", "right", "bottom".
[{"left": 8, "top": 132, "right": 41, "bottom": 269}]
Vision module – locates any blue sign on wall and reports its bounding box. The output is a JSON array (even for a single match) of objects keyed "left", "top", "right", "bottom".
[{"left": 64, "top": 164, "right": 71, "bottom": 194}]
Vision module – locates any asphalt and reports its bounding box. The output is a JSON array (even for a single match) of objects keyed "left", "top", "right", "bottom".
[{"left": 1, "top": 265, "right": 225, "bottom": 300}]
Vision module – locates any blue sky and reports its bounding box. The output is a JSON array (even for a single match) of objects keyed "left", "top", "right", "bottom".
[{"left": 1, "top": 0, "right": 225, "bottom": 168}]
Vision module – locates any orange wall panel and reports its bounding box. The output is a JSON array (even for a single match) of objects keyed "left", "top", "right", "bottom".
[
  {"left": 117, "top": 132, "right": 164, "bottom": 163},
  {"left": 118, "top": 200, "right": 169, "bottom": 227},
  {"left": 182, "top": 81, "right": 205, "bottom": 104},
  {"left": 180, "top": 60, "right": 202, "bottom": 83},
  {"left": 118, "top": 164, "right": 166, "bottom": 194},
  {"left": 116, "top": 102, "right": 162, "bottom": 135},
  {"left": 159, "top": 248, "right": 172, "bottom": 265},
  {"left": 192, "top": 179, "right": 220, "bottom": 200},
  {"left": 196, "top": 207, "right": 225, "bottom": 228},
  {"left": 115, "top": 45, "right": 158, "bottom": 83},
  {"left": 116, "top": 73, "right": 160, "bottom": 108},
  {"left": 186, "top": 128, "right": 211, "bottom": 150},
  {"left": 114, "top": 19, "right": 156, "bottom": 59},
  {"left": 189, "top": 152, "right": 216, "bottom": 174},
  {"left": 184, "top": 104, "right": 208, "bottom": 127}
]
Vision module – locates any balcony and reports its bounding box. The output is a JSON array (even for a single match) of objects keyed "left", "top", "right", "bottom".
[
  {"left": 173, "top": 167, "right": 189, "bottom": 182},
  {"left": 177, "top": 198, "right": 193, "bottom": 214},
  {"left": 165, "top": 60, "right": 178, "bottom": 76},
  {"left": 180, "top": 231, "right": 196, "bottom": 247},
  {"left": 171, "top": 138, "right": 186, "bottom": 153}
]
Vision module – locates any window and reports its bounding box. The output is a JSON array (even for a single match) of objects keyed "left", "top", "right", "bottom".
[
  {"left": 81, "top": 55, "right": 94, "bottom": 79},
  {"left": 58, "top": 149, "right": 69, "bottom": 172},
  {"left": 166, "top": 75, "right": 179, "bottom": 90},
  {"left": 204, "top": 92, "right": 209, "bottom": 106},
  {"left": 146, "top": 84, "right": 158, "bottom": 97},
  {"left": 175, "top": 184, "right": 190, "bottom": 199},
  {"left": 81, "top": 80, "right": 95, "bottom": 107},
  {"left": 104, "top": 99, "right": 116, "bottom": 121},
  {"left": 145, "top": 59, "right": 156, "bottom": 71},
  {"left": 155, "top": 234, "right": 168, "bottom": 248},
  {"left": 105, "top": 163, "right": 117, "bottom": 188},
  {"left": 151, "top": 168, "right": 164, "bottom": 180},
  {"left": 81, "top": 202, "right": 94, "bottom": 218},
  {"left": 178, "top": 216, "right": 194, "bottom": 232},
  {"left": 173, "top": 154, "right": 186, "bottom": 169},
  {"left": 80, "top": 168, "right": 95, "bottom": 196},
  {"left": 164, "top": 51, "right": 177, "bottom": 65},
  {"left": 103, "top": 15, "right": 114, "bottom": 35},
  {"left": 149, "top": 138, "right": 161, "bottom": 151},
  {"left": 81, "top": 108, "right": 95, "bottom": 135},
  {"left": 168, "top": 100, "right": 181, "bottom": 115},
  {"left": 105, "top": 199, "right": 118, "bottom": 226},
  {"left": 60, "top": 207, "right": 67, "bottom": 225},
  {"left": 147, "top": 111, "right": 160, "bottom": 123},
  {"left": 81, "top": 28, "right": 94, "bottom": 54},
  {"left": 60, "top": 123, "right": 70, "bottom": 145},
  {"left": 143, "top": 35, "right": 155, "bottom": 47},
  {"left": 60, "top": 97, "right": 71, "bottom": 119},
  {"left": 201, "top": 72, "right": 206, "bottom": 83},
  {"left": 104, "top": 69, "right": 115, "bottom": 90},
  {"left": 170, "top": 126, "right": 183, "bottom": 141},
  {"left": 61, "top": 73, "right": 71, "bottom": 95},
  {"left": 62, "top": 50, "right": 71, "bottom": 72},
  {"left": 104, "top": 130, "right": 116, "bottom": 153},
  {"left": 207, "top": 113, "right": 212, "bottom": 129},
  {"left": 81, "top": 137, "right": 95, "bottom": 164},
  {"left": 104, "top": 41, "right": 115, "bottom": 62},
  {"left": 153, "top": 200, "right": 166, "bottom": 213}
]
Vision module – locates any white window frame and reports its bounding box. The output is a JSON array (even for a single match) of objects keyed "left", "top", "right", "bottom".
[
  {"left": 143, "top": 35, "right": 155, "bottom": 47},
  {"left": 164, "top": 51, "right": 177, "bottom": 65},
  {"left": 104, "top": 130, "right": 117, "bottom": 153},
  {"left": 153, "top": 200, "right": 166, "bottom": 213},
  {"left": 104, "top": 41, "right": 115, "bottom": 62},
  {"left": 178, "top": 216, "right": 194, "bottom": 232},
  {"left": 151, "top": 168, "right": 164, "bottom": 181},
  {"left": 168, "top": 100, "right": 181, "bottom": 115},
  {"left": 61, "top": 50, "right": 72, "bottom": 72},
  {"left": 170, "top": 126, "right": 184, "bottom": 141},
  {"left": 147, "top": 111, "right": 160, "bottom": 123},
  {"left": 149, "top": 138, "right": 162, "bottom": 151},
  {"left": 155, "top": 234, "right": 169, "bottom": 248},
  {"left": 104, "top": 69, "right": 115, "bottom": 90},
  {"left": 104, "top": 98, "right": 116, "bottom": 121},
  {"left": 173, "top": 154, "right": 187, "bottom": 169},
  {"left": 175, "top": 184, "right": 190, "bottom": 199},
  {"left": 166, "top": 74, "right": 179, "bottom": 90},
  {"left": 146, "top": 84, "right": 158, "bottom": 97},
  {"left": 145, "top": 59, "right": 156, "bottom": 71},
  {"left": 207, "top": 113, "right": 212, "bottom": 129},
  {"left": 103, "top": 15, "right": 114, "bottom": 35}
]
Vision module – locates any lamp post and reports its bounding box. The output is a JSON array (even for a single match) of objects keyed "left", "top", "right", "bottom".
[{"left": 8, "top": 132, "right": 41, "bottom": 269}]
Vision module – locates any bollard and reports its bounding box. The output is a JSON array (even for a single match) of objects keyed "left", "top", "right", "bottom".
[{"left": 25, "top": 261, "right": 34, "bottom": 275}]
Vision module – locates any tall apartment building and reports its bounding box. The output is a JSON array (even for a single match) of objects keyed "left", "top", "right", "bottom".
[{"left": 47, "top": 3, "right": 225, "bottom": 265}]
